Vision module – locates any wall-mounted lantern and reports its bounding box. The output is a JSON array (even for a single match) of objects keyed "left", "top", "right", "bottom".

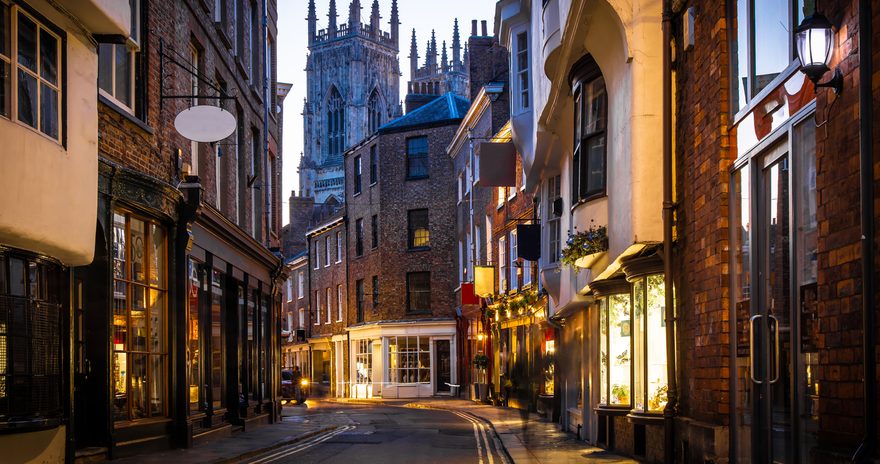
[{"left": 795, "top": 12, "right": 843, "bottom": 95}]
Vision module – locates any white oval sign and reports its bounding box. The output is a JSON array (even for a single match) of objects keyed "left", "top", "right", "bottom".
[{"left": 174, "top": 105, "right": 237, "bottom": 142}]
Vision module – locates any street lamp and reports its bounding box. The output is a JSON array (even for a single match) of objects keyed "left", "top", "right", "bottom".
[{"left": 795, "top": 12, "right": 843, "bottom": 94}]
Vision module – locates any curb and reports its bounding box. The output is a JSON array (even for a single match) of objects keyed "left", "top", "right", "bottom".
[{"left": 214, "top": 425, "right": 339, "bottom": 464}]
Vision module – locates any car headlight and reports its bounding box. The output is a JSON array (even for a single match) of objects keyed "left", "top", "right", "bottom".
[{"left": 300, "top": 378, "right": 309, "bottom": 387}]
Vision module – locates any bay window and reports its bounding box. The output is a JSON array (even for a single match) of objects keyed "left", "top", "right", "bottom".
[
  {"left": 631, "top": 273, "right": 668, "bottom": 413},
  {"left": 571, "top": 56, "right": 607, "bottom": 203},
  {"left": 111, "top": 210, "right": 167, "bottom": 421},
  {"left": 1, "top": 2, "right": 62, "bottom": 140},
  {"left": 598, "top": 289, "right": 631, "bottom": 407},
  {"left": 388, "top": 336, "right": 430, "bottom": 384}
]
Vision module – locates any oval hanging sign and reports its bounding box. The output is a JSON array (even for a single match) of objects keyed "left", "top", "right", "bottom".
[{"left": 174, "top": 105, "right": 237, "bottom": 142}]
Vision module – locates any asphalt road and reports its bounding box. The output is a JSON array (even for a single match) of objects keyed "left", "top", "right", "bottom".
[{"left": 244, "top": 401, "right": 507, "bottom": 464}]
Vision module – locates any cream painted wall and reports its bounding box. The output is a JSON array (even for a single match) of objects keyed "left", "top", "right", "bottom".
[
  {"left": 0, "top": 1, "right": 102, "bottom": 266},
  {"left": 0, "top": 425, "right": 66, "bottom": 463}
]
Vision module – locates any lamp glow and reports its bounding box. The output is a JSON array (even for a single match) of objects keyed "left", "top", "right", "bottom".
[{"left": 795, "top": 12, "right": 843, "bottom": 94}]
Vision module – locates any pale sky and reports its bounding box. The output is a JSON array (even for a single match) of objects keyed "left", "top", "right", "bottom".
[{"left": 277, "top": 0, "right": 499, "bottom": 224}]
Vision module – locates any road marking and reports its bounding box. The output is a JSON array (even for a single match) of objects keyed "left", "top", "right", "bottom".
[
  {"left": 450, "top": 410, "right": 495, "bottom": 464},
  {"left": 248, "top": 425, "right": 355, "bottom": 463}
]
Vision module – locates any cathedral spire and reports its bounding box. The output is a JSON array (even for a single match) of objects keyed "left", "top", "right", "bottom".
[
  {"left": 307, "top": 0, "right": 317, "bottom": 45},
  {"left": 369, "top": 0, "right": 380, "bottom": 35},
  {"left": 425, "top": 39, "right": 431, "bottom": 68},
  {"left": 452, "top": 18, "right": 461, "bottom": 70},
  {"left": 349, "top": 0, "right": 361, "bottom": 29},
  {"left": 328, "top": 0, "right": 338, "bottom": 36},
  {"left": 409, "top": 29, "right": 419, "bottom": 77},
  {"left": 463, "top": 42, "right": 469, "bottom": 69},
  {"left": 390, "top": 0, "right": 400, "bottom": 46},
  {"left": 441, "top": 41, "right": 448, "bottom": 72},
  {"left": 430, "top": 30, "right": 438, "bottom": 69}
]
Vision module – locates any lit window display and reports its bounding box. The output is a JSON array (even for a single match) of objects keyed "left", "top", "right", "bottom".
[
  {"left": 187, "top": 259, "right": 203, "bottom": 412},
  {"left": 355, "top": 339, "right": 372, "bottom": 384},
  {"left": 598, "top": 291, "right": 631, "bottom": 407},
  {"left": 111, "top": 210, "right": 166, "bottom": 421},
  {"left": 632, "top": 274, "right": 668, "bottom": 413},
  {"left": 388, "top": 336, "right": 430, "bottom": 383}
]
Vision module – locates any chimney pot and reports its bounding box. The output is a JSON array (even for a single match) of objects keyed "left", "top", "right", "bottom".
[
  {"left": 481, "top": 20, "right": 487, "bottom": 36},
  {"left": 471, "top": 20, "right": 478, "bottom": 37}
]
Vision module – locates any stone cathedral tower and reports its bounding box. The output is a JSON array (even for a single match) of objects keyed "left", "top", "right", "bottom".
[{"left": 300, "top": 0, "right": 403, "bottom": 204}]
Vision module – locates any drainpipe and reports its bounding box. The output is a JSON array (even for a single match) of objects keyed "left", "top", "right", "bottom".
[
  {"left": 262, "top": 0, "right": 271, "bottom": 248},
  {"left": 852, "top": 0, "right": 876, "bottom": 461},
  {"left": 661, "top": 1, "right": 679, "bottom": 463}
]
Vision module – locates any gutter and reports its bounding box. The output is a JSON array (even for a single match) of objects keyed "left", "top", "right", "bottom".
[
  {"left": 852, "top": 0, "right": 876, "bottom": 461},
  {"left": 661, "top": 2, "right": 679, "bottom": 463},
  {"left": 262, "top": 0, "right": 270, "bottom": 248}
]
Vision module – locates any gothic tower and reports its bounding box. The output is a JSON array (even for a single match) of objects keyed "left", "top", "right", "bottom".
[
  {"left": 300, "top": 0, "right": 402, "bottom": 204},
  {"left": 404, "top": 19, "right": 470, "bottom": 113}
]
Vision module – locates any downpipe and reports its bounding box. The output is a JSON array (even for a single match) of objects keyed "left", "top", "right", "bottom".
[
  {"left": 852, "top": 0, "right": 876, "bottom": 461},
  {"left": 661, "top": 1, "right": 679, "bottom": 463}
]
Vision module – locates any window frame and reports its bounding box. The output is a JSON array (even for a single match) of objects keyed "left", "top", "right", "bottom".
[
  {"left": 371, "top": 214, "right": 379, "bottom": 249},
  {"left": 406, "top": 136, "right": 430, "bottom": 180},
  {"left": 406, "top": 271, "right": 431, "bottom": 313},
  {"left": 325, "top": 287, "right": 331, "bottom": 324},
  {"left": 355, "top": 218, "right": 364, "bottom": 256},
  {"left": 336, "top": 284, "right": 343, "bottom": 322},
  {"left": 353, "top": 154, "right": 362, "bottom": 195},
  {"left": 324, "top": 236, "right": 331, "bottom": 267},
  {"left": 514, "top": 30, "right": 529, "bottom": 112},
  {"left": 314, "top": 289, "right": 321, "bottom": 325},
  {"left": 371, "top": 275, "right": 379, "bottom": 308},
  {"left": 297, "top": 271, "right": 304, "bottom": 298},
  {"left": 335, "top": 231, "right": 343, "bottom": 263},
  {"left": 570, "top": 55, "right": 608, "bottom": 205},
  {"left": 2, "top": 3, "right": 64, "bottom": 141},
  {"left": 369, "top": 144, "right": 378, "bottom": 185},
  {"left": 407, "top": 209, "right": 430, "bottom": 250},
  {"left": 355, "top": 278, "right": 364, "bottom": 322}
]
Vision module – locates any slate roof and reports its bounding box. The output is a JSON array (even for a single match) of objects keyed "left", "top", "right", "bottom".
[{"left": 378, "top": 93, "right": 471, "bottom": 134}]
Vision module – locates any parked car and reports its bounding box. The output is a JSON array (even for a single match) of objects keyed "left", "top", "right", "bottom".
[{"left": 281, "top": 369, "right": 309, "bottom": 404}]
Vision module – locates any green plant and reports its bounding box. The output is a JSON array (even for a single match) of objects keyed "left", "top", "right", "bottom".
[
  {"left": 561, "top": 222, "right": 609, "bottom": 268},
  {"left": 611, "top": 384, "right": 629, "bottom": 403},
  {"left": 649, "top": 383, "right": 668, "bottom": 411},
  {"left": 473, "top": 354, "right": 489, "bottom": 370}
]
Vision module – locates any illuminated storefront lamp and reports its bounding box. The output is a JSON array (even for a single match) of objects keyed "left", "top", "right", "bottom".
[{"left": 795, "top": 12, "right": 843, "bottom": 94}]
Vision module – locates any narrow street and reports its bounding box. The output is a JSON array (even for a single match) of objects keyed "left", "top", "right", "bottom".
[{"left": 244, "top": 401, "right": 507, "bottom": 464}]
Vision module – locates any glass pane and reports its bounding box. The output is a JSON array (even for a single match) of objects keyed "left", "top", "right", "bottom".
[
  {"left": 187, "top": 261, "right": 201, "bottom": 411},
  {"left": 131, "top": 285, "right": 147, "bottom": 352},
  {"left": 586, "top": 135, "right": 606, "bottom": 195},
  {"left": 733, "top": 0, "right": 749, "bottom": 111},
  {"left": 39, "top": 83, "right": 57, "bottom": 138},
  {"left": 796, "top": 0, "right": 815, "bottom": 31},
  {"left": 599, "top": 299, "right": 608, "bottom": 404},
  {"left": 8, "top": 257, "right": 24, "bottom": 296},
  {"left": 0, "top": 61, "right": 9, "bottom": 118},
  {"left": 608, "top": 293, "right": 631, "bottom": 406},
  {"left": 98, "top": 44, "right": 113, "bottom": 94},
  {"left": 38, "top": 29, "right": 56, "bottom": 84},
  {"left": 130, "top": 218, "right": 145, "bottom": 282},
  {"left": 632, "top": 279, "right": 645, "bottom": 411},
  {"left": 112, "top": 352, "right": 128, "bottom": 421},
  {"left": 17, "top": 69, "right": 36, "bottom": 128},
  {"left": 112, "top": 213, "right": 127, "bottom": 278},
  {"left": 0, "top": 3, "right": 8, "bottom": 58},
  {"left": 731, "top": 166, "right": 752, "bottom": 464},
  {"left": 646, "top": 274, "right": 668, "bottom": 412},
  {"left": 115, "top": 45, "right": 132, "bottom": 108},
  {"left": 113, "top": 281, "right": 127, "bottom": 348},
  {"left": 149, "top": 289, "right": 163, "bottom": 353},
  {"left": 17, "top": 14, "right": 36, "bottom": 71},
  {"left": 149, "top": 355, "right": 163, "bottom": 416},
  {"left": 584, "top": 77, "right": 606, "bottom": 134},
  {"left": 211, "top": 270, "right": 223, "bottom": 407},
  {"left": 753, "top": 0, "right": 790, "bottom": 95},
  {"left": 130, "top": 353, "right": 147, "bottom": 419},
  {"left": 149, "top": 224, "right": 164, "bottom": 287}
]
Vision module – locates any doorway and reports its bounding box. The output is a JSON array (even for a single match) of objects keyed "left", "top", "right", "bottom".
[
  {"left": 730, "top": 116, "right": 818, "bottom": 463},
  {"left": 435, "top": 339, "right": 451, "bottom": 394}
]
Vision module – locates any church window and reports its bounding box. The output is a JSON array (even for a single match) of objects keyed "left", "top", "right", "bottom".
[
  {"left": 367, "top": 89, "right": 382, "bottom": 134},
  {"left": 326, "top": 87, "right": 345, "bottom": 161}
]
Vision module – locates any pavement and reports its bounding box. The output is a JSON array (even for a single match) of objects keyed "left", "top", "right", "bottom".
[{"left": 106, "top": 397, "right": 635, "bottom": 463}]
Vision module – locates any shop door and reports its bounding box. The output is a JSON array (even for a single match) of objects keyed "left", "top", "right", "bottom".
[
  {"left": 732, "top": 119, "right": 818, "bottom": 464},
  {"left": 435, "top": 340, "right": 451, "bottom": 393}
]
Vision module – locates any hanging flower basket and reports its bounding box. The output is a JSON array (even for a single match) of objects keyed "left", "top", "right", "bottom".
[{"left": 561, "top": 223, "right": 609, "bottom": 269}]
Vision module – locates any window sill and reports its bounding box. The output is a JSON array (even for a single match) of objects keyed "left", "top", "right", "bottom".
[
  {"left": 353, "top": 192, "right": 362, "bottom": 197},
  {"left": 236, "top": 58, "right": 250, "bottom": 81},
  {"left": 99, "top": 94, "right": 153, "bottom": 135},
  {"left": 406, "top": 175, "right": 429, "bottom": 181},
  {"left": 407, "top": 247, "right": 431, "bottom": 252},
  {"left": 214, "top": 23, "right": 232, "bottom": 49},
  {"left": 570, "top": 192, "right": 606, "bottom": 212},
  {"left": 406, "top": 310, "right": 432, "bottom": 316},
  {"left": 0, "top": 418, "right": 62, "bottom": 434},
  {"left": 370, "top": 182, "right": 377, "bottom": 187}
]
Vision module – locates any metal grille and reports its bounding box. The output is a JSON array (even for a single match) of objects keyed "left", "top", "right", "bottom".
[{"left": 0, "top": 265, "right": 62, "bottom": 423}]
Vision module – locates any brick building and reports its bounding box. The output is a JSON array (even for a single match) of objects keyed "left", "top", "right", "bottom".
[
  {"left": 281, "top": 251, "right": 309, "bottom": 371},
  {"left": 344, "top": 93, "right": 469, "bottom": 398},
  {"left": 306, "top": 214, "right": 348, "bottom": 398},
  {"left": 69, "top": 0, "right": 284, "bottom": 458}
]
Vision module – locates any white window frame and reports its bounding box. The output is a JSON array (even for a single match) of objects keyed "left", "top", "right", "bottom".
[
  {"left": 336, "top": 231, "right": 343, "bottom": 262},
  {"left": 314, "top": 242, "right": 320, "bottom": 269},
  {"left": 3, "top": 5, "right": 63, "bottom": 141},
  {"left": 336, "top": 284, "right": 343, "bottom": 322},
  {"left": 325, "top": 236, "right": 331, "bottom": 267},
  {"left": 457, "top": 171, "right": 464, "bottom": 203},
  {"left": 286, "top": 278, "right": 293, "bottom": 302},
  {"left": 458, "top": 240, "right": 464, "bottom": 284},
  {"left": 297, "top": 271, "right": 304, "bottom": 298},
  {"left": 298, "top": 307, "right": 305, "bottom": 328},
  {"left": 497, "top": 187, "right": 505, "bottom": 209},
  {"left": 325, "top": 287, "right": 331, "bottom": 324},
  {"left": 314, "top": 290, "right": 321, "bottom": 325},
  {"left": 498, "top": 235, "right": 506, "bottom": 293},
  {"left": 98, "top": 0, "right": 140, "bottom": 115},
  {"left": 509, "top": 229, "right": 518, "bottom": 290},
  {"left": 514, "top": 29, "right": 529, "bottom": 112}
]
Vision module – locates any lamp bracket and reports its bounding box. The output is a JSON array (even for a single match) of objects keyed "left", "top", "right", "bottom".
[
  {"left": 814, "top": 67, "right": 844, "bottom": 95},
  {"left": 159, "top": 39, "right": 236, "bottom": 109}
]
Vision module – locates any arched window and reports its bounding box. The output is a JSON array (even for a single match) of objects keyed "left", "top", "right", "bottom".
[
  {"left": 367, "top": 89, "right": 383, "bottom": 134},
  {"left": 570, "top": 55, "right": 607, "bottom": 203},
  {"left": 326, "top": 87, "right": 345, "bottom": 160}
]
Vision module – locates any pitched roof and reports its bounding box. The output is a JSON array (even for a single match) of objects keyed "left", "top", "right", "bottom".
[{"left": 378, "top": 93, "right": 470, "bottom": 134}]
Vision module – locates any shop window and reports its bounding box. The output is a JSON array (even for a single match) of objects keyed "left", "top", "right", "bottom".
[
  {"left": 355, "top": 339, "right": 372, "bottom": 384},
  {"left": 1, "top": 3, "right": 62, "bottom": 139},
  {"left": 407, "top": 209, "right": 430, "bottom": 249},
  {"left": 210, "top": 270, "right": 225, "bottom": 408},
  {"left": 248, "top": 287, "right": 257, "bottom": 400},
  {"left": 111, "top": 210, "right": 167, "bottom": 421},
  {"left": 570, "top": 56, "right": 607, "bottom": 203},
  {"left": 731, "top": 0, "right": 813, "bottom": 112},
  {"left": 388, "top": 336, "right": 430, "bottom": 383},
  {"left": 406, "top": 272, "right": 431, "bottom": 313},
  {"left": 187, "top": 259, "right": 205, "bottom": 412},
  {"left": 0, "top": 251, "right": 63, "bottom": 426},
  {"left": 599, "top": 292, "right": 631, "bottom": 407},
  {"left": 406, "top": 136, "right": 429, "bottom": 179},
  {"left": 631, "top": 274, "right": 667, "bottom": 413}
]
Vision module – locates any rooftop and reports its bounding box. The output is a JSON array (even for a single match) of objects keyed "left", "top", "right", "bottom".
[{"left": 378, "top": 93, "right": 470, "bottom": 134}]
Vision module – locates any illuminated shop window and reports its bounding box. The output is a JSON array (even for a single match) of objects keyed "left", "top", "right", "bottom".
[
  {"left": 632, "top": 274, "right": 668, "bottom": 413},
  {"left": 599, "top": 291, "right": 631, "bottom": 407}
]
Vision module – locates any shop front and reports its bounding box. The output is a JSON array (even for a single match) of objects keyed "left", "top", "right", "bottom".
[{"left": 347, "top": 320, "right": 457, "bottom": 399}]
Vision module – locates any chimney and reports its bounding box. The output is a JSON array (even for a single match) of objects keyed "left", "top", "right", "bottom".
[
  {"left": 468, "top": 32, "right": 506, "bottom": 100},
  {"left": 481, "top": 20, "right": 487, "bottom": 36},
  {"left": 471, "top": 20, "right": 478, "bottom": 37}
]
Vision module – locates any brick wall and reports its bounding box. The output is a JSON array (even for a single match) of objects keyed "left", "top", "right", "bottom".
[{"left": 308, "top": 221, "right": 348, "bottom": 338}]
